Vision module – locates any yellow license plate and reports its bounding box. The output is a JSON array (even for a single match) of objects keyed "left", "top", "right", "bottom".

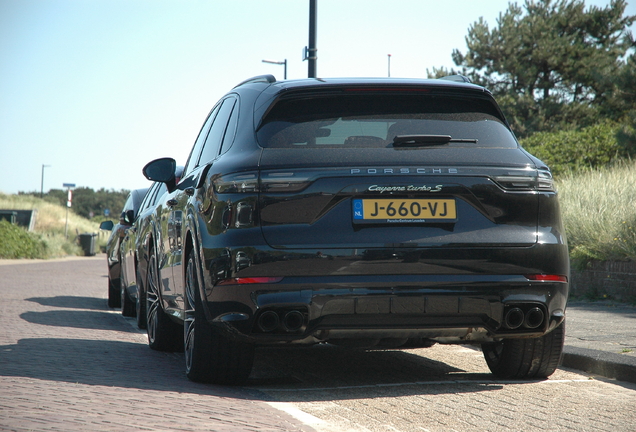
[{"left": 353, "top": 198, "right": 457, "bottom": 222}]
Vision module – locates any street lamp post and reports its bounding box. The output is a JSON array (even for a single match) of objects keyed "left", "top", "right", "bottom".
[
  {"left": 388, "top": 54, "right": 391, "bottom": 77},
  {"left": 307, "top": 0, "right": 317, "bottom": 78},
  {"left": 262, "top": 59, "right": 287, "bottom": 79},
  {"left": 41, "top": 164, "right": 50, "bottom": 198}
]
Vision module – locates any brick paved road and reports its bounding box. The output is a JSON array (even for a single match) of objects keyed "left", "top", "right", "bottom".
[
  {"left": 0, "top": 257, "right": 316, "bottom": 432},
  {"left": 2, "top": 257, "right": 636, "bottom": 432}
]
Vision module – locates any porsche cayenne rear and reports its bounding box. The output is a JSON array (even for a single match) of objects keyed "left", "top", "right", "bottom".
[{"left": 141, "top": 75, "right": 569, "bottom": 385}]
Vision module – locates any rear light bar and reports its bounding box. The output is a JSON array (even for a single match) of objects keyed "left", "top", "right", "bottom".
[
  {"left": 524, "top": 274, "right": 568, "bottom": 283},
  {"left": 343, "top": 87, "right": 431, "bottom": 93},
  {"left": 217, "top": 277, "right": 284, "bottom": 286}
]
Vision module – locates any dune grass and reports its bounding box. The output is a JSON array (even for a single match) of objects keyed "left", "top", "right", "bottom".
[
  {"left": 557, "top": 160, "right": 636, "bottom": 266},
  {"left": 0, "top": 193, "right": 109, "bottom": 258}
]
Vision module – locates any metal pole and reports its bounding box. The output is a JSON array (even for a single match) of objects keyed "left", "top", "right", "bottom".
[
  {"left": 40, "top": 165, "right": 50, "bottom": 198},
  {"left": 388, "top": 54, "right": 391, "bottom": 77},
  {"left": 308, "top": 0, "right": 317, "bottom": 78}
]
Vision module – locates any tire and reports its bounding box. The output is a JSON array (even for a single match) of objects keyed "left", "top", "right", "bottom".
[
  {"left": 136, "top": 267, "right": 147, "bottom": 329},
  {"left": 120, "top": 277, "right": 136, "bottom": 317},
  {"left": 184, "top": 249, "right": 254, "bottom": 385},
  {"left": 107, "top": 275, "right": 121, "bottom": 309},
  {"left": 146, "top": 249, "right": 182, "bottom": 352},
  {"left": 482, "top": 319, "right": 565, "bottom": 379}
]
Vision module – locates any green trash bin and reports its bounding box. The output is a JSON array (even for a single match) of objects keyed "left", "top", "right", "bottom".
[{"left": 78, "top": 233, "right": 96, "bottom": 256}]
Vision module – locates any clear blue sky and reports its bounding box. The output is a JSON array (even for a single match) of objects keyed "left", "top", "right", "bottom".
[{"left": 1, "top": 0, "right": 633, "bottom": 196}]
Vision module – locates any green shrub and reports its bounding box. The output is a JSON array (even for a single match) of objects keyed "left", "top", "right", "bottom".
[
  {"left": 520, "top": 121, "right": 623, "bottom": 176},
  {"left": 0, "top": 220, "right": 48, "bottom": 259}
]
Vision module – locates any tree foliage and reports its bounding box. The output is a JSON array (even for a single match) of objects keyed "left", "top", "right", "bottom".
[
  {"left": 613, "top": 53, "right": 636, "bottom": 153},
  {"left": 20, "top": 187, "right": 130, "bottom": 220},
  {"left": 520, "top": 120, "right": 623, "bottom": 175},
  {"left": 432, "top": 0, "right": 635, "bottom": 138}
]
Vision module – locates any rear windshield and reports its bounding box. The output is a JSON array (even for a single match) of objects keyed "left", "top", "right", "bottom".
[{"left": 257, "top": 93, "right": 518, "bottom": 149}]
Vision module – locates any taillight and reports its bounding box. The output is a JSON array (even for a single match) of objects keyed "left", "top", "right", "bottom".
[
  {"left": 214, "top": 170, "right": 313, "bottom": 193},
  {"left": 493, "top": 175, "right": 536, "bottom": 190},
  {"left": 524, "top": 274, "right": 568, "bottom": 283},
  {"left": 216, "top": 277, "right": 284, "bottom": 286},
  {"left": 260, "top": 171, "right": 312, "bottom": 192},
  {"left": 215, "top": 172, "right": 259, "bottom": 193},
  {"left": 537, "top": 169, "right": 555, "bottom": 191},
  {"left": 493, "top": 168, "right": 555, "bottom": 192}
]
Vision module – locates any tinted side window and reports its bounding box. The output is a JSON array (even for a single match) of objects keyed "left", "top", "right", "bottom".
[
  {"left": 138, "top": 184, "right": 157, "bottom": 213},
  {"left": 183, "top": 105, "right": 220, "bottom": 175},
  {"left": 220, "top": 99, "right": 239, "bottom": 155},
  {"left": 151, "top": 184, "right": 168, "bottom": 206},
  {"left": 139, "top": 182, "right": 158, "bottom": 214},
  {"left": 198, "top": 98, "right": 236, "bottom": 165},
  {"left": 122, "top": 194, "right": 135, "bottom": 213}
]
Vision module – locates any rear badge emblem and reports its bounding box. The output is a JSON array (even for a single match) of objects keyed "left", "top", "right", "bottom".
[{"left": 367, "top": 185, "right": 443, "bottom": 193}]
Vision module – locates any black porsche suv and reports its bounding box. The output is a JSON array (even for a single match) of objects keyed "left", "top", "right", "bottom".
[{"left": 142, "top": 75, "right": 569, "bottom": 385}]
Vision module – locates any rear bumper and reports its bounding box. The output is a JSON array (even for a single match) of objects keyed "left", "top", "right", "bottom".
[
  {"left": 198, "top": 243, "right": 569, "bottom": 344},
  {"left": 204, "top": 273, "right": 568, "bottom": 344}
]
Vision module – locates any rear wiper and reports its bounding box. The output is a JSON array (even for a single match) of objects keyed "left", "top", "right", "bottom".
[{"left": 392, "top": 134, "right": 478, "bottom": 147}]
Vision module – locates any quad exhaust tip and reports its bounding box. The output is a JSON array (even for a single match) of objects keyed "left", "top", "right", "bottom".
[
  {"left": 503, "top": 305, "right": 545, "bottom": 330},
  {"left": 282, "top": 310, "right": 305, "bottom": 332},
  {"left": 256, "top": 309, "right": 306, "bottom": 333},
  {"left": 257, "top": 310, "right": 280, "bottom": 333}
]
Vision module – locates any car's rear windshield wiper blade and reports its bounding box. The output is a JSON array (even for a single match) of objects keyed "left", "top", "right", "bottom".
[{"left": 392, "top": 134, "right": 478, "bottom": 147}]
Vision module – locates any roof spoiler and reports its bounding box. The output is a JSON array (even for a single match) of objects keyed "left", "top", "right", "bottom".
[
  {"left": 438, "top": 75, "right": 472, "bottom": 83},
  {"left": 234, "top": 74, "right": 277, "bottom": 88}
]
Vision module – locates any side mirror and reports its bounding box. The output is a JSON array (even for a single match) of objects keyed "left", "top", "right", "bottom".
[
  {"left": 143, "top": 157, "right": 177, "bottom": 192},
  {"left": 99, "top": 220, "right": 114, "bottom": 231},
  {"left": 124, "top": 209, "right": 135, "bottom": 225}
]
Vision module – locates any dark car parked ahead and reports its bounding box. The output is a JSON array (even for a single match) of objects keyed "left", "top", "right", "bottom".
[
  {"left": 119, "top": 167, "right": 183, "bottom": 327},
  {"left": 99, "top": 187, "right": 148, "bottom": 309},
  {"left": 142, "top": 75, "right": 569, "bottom": 385}
]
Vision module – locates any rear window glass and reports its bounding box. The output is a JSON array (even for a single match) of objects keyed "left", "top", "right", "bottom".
[{"left": 257, "top": 94, "right": 518, "bottom": 149}]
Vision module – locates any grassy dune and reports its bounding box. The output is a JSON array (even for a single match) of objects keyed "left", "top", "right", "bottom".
[
  {"left": 0, "top": 193, "right": 108, "bottom": 258},
  {"left": 557, "top": 160, "right": 636, "bottom": 266}
]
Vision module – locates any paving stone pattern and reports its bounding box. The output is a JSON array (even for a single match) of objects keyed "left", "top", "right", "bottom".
[
  {"left": 2, "top": 257, "right": 636, "bottom": 432},
  {"left": 0, "top": 257, "right": 315, "bottom": 432}
]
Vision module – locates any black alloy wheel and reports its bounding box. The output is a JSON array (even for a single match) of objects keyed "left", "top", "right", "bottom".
[
  {"left": 482, "top": 319, "right": 566, "bottom": 379},
  {"left": 184, "top": 249, "right": 254, "bottom": 385},
  {"left": 146, "top": 249, "right": 182, "bottom": 352}
]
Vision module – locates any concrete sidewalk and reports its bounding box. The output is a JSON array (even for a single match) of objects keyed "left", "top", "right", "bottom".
[{"left": 563, "top": 301, "right": 636, "bottom": 383}]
